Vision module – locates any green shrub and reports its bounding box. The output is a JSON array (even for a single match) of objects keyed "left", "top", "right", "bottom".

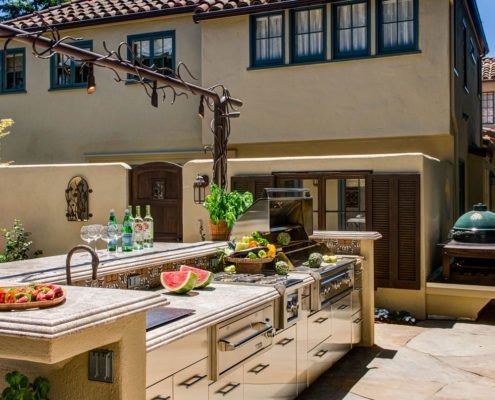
[
  {"left": 0, "top": 219, "right": 42, "bottom": 263},
  {"left": 1, "top": 371, "right": 50, "bottom": 400}
]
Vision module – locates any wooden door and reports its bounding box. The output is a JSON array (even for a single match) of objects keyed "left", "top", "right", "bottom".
[{"left": 130, "top": 162, "right": 183, "bottom": 242}]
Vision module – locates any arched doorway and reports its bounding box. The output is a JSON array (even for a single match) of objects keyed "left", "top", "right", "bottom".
[{"left": 129, "top": 162, "right": 183, "bottom": 242}]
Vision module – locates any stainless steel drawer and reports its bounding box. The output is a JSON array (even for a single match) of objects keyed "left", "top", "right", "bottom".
[
  {"left": 307, "top": 305, "right": 332, "bottom": 351},
  {"left": 212, "top": 303, "right": 274, "bottom": 380},
  {"left": 330, "top": 294, "right": 352, "bottom": 363},
  {"left": 351, "top": 311, "right": 362, "bottom": 347},
  {"left": 307, "top": 340, "right": 341, "bottom": 386},
  {"left": 209, "top": 367, "right": 243, "bottom": 400},
  {"left": 146, "top": 376, "right": 173, "bottom": 400},
  {"left": 174, "top": 358, "right": 208, "bottom": 400},
  {"left": 147, "top": 329, "right": 208, "bottom": 387},
  {"left": 244, "top": 325, "right": 297, "bottom": 400}
]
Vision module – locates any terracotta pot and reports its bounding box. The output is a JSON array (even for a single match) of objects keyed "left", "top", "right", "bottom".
[{"left": 209, "top": 220, "right": 231, "bottom": 241}]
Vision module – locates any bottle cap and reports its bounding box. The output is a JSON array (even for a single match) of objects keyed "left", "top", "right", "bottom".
[
  {"left": 124, "top": 209, "right": 130, "bottom": 215},
  {"left": 110, "top": 209, "right": 115, "bottom": 215}
]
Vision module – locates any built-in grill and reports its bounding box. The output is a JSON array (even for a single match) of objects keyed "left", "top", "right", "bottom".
[{"left": 229, "top": 188, "right": 357, "bottom": 311}]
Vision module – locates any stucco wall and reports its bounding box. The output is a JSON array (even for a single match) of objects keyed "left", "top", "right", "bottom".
[
  {"left": 182, "top": 153, "right": 445, "bottom": 318},
  {"left": 200, "top": 0, "right": 452, "bottom": 145},
  {"left": 0, "top": 14, "right": 203, "bottom": 164},
  {"left": 0, "top": 163, "right": 129, "bottom": 257}
]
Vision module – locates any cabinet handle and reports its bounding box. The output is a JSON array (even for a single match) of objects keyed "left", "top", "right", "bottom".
[
  {"left": 248, "top": 363, "right": 270, "bottom": 375},
  {"left": 315, "top": 349, "right": 328, "bottom": 358},
  {"left": 338, "top": 304, "right": 349, "bottom": 310},
  {"left": 179, "top": 374, "right": 207, "bottom": 388},
  {"left": 277, "top": 337, "right": 295, "bottom": 346},
  {"left": 152, "top": 397, "right": 170, "bottom": 400},
  {"left": 314, "top": 317, "right": 328, "bottom": 324},
  {"left": 353, "top": 317, "right": 362, "bottom": 324},
  {"left": 216, "top": 382, "right": 240, "bottom": 396}
]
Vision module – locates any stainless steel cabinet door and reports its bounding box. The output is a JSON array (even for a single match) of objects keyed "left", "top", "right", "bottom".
[
  {"left": 330, "top": 293, "right": 352, "bottom": 362},
  {"left": 209, "top": 367, "right": 243, "bottom": 400},
  {"left": 173, "top": 358, "right": 208, "bottom": 400},
  {"left": 244, "top": 325, "right": 297, "bottom": 400},
  {"left": 146, "top": 376, "right": 173, "bottom": 400}
]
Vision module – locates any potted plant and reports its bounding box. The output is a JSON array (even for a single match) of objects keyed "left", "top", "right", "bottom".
[{"left": 203, "top": 184, "right": 253, "bottom": 241}]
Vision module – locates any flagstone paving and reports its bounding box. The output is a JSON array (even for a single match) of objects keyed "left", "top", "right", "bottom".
[{"left": 298, "top": 305, "right": 495, "bottom": 400}]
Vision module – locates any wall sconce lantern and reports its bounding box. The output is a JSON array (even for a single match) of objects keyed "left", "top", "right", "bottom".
[{"left": 194, "top": 174, "right": 209, "bottom": 204}]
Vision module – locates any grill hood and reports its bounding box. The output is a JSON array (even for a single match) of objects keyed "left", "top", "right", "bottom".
[{"left": 230, "top": 188, "right": 314, "bottom": 240}]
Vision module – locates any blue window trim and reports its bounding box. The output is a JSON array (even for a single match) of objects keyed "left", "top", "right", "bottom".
[
  {"left": 250, "top": 11, "right": 285, "bottom": 67},
  {"left": 126, "top": 30, "right": 176, "bottom": 81},
  {"left": 0, "top": 48, "right": 26, "bottom": 94},
  {"left": 332, "top": 0, "right": 371, "bottom": 60},
  {"left": 376, "top": 0, "right": 419, "bottom": 55},
  {"left": 290, "top": 5, "right": 327, "bottom": 64},
  {"left": 50, "top": 40, "right": 93, "bottom": 90}
]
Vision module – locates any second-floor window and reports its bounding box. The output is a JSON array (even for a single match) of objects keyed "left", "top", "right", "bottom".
[
  {"left": 251, "top": 13, "right": 284, "bottom": 66},
  {"left": 291, "top": 7, "right": 325, "bottom": 62},
  {"left": 378, "top": 0, "right": 417, "bottom": 53},
  {"left": 51, "top": 41, "right": 92, "bottom": 90},
  {"left": 333, "top": 1, "right": 369, "bottom": 58},
  {"left": 128, "top": 31, "right": 175, "bottom": 73},
  {"left": 0, "top": 48, "right": 25, "bottom": 93},
  {"left": 483, "top": 92, "right": 495, "bottom": 125}
]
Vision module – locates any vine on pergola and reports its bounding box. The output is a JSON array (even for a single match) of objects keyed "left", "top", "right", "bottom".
[{"left": 0, "top": 14, "right": 243, "bottom": 189}]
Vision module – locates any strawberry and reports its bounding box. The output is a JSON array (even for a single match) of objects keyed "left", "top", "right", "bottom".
[
  {"left": 36, "top": 292, "right": 47, "bottom": 301},
  {"left": 53, "top": 286, "right": 63, "bottom": 298},
  {"left": 44, "top": 289, "right": 55, "bottom": 301}
]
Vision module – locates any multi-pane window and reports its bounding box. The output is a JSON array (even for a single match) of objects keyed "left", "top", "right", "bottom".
[
  {"left": 251, "top": 13, "right": 284, "bottom": 66},
  {"left": 378, "top": 0, "right": 417, "bottom": 53},
  {"left": 51, "top": 41, "right": 92, "bottom": 89},
  {"left": 483, "top": 92, "right": 495, "bottom": 125},
  {"left": 0, "top": 48, "right": 25, "bottom": 93},
  {"left": 128, "top": 31, "right": 174, "bottom": 74},
  {"left": 333, "top": 1, "right": 369, "bottom": 58},
  {"left": 292, "top": 7, "right": 325, "bottom": 62}
]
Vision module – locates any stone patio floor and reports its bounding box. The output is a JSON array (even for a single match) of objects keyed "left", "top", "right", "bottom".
[{"left": 298, "top": 302, "right": 495, "bottom": 400}]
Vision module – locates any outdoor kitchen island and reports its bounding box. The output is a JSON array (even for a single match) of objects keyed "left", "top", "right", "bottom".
[{"left": 0, "top": 234, "right": 379, "bottom": 400}]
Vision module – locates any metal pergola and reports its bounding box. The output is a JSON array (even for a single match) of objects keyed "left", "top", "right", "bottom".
[{"left": 0, "top": 19, "right": 243, "bottom": 189}]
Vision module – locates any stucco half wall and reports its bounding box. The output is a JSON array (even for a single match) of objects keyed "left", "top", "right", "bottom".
[
  {"left": 0, "top": 163, "right": 130, "bottom": 256},
  {"left": 183, "top": 153, "right": 448, "bottom": 319}
]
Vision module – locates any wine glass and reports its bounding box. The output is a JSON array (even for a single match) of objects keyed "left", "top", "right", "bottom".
[
  {"left": 99, "top": 226, "right": 111, "bottom": 258},
  {"left": 80, "top": 226, "right": 92, "bottom": 260},
  {"left": 88, "top": 224, "right": 102, "bottom": 252},
  {"left": 80, "top": 226, "right": 91, "bottom": 246}
]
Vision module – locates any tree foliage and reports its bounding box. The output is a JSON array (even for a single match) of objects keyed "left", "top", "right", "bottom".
[
  {"left": 0, "top": 0, "right": 67, "bottom": 21},
  {"left": 0, "top": 118, "right": 13, "bottom": 165}
]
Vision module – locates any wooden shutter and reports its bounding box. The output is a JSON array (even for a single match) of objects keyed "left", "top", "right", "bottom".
[
  {"left": 368, "top": 174, "right": 420, "bottom": 290},
  {"left": 231, "top": 175, "right": 275, "bottom": 200}
]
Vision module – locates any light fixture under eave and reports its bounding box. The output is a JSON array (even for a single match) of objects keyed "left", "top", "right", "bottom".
[
  {"left": 193, "top": 174, "right": 209, "bottom": 204},
  {"left": 198, "top": 95, "right": 205, "bottom": 119},
  {"left": 87, "top": 63, "right": 96, "bottom": 94},
  {"left": 151, "top": 81, "right": 158, "bottom": 108}
]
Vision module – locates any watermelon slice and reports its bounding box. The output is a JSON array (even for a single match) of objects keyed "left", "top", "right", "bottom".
[
  {"left": 180, "top": 265, "right": 214, "bottom": 289},
  {"left": 160, "top": 271, "right": 198, "bottom": 294}
]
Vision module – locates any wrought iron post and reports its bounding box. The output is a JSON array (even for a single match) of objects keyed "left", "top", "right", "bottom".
[{"left": 0, "top": 21, "right": 241, "bottom": 190}]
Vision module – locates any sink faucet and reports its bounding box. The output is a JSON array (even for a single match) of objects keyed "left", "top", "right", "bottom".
[{"left": 66, "top": 245, "right": 100, "bottom": 285}]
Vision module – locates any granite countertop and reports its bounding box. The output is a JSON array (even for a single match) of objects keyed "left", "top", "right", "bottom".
[
  {"left": 145, "top": 272, "right": 314, "bottom": 351},
  {"left": 0, "top": 241, "right": 226, "bottom": 285},
  {"left": 0, "top": 285, "right": 169, "bottom": 339}
]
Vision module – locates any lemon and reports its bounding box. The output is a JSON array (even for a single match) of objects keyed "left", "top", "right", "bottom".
[{"left": 224, "top": 265, "right": 236, "bottom": 274}]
